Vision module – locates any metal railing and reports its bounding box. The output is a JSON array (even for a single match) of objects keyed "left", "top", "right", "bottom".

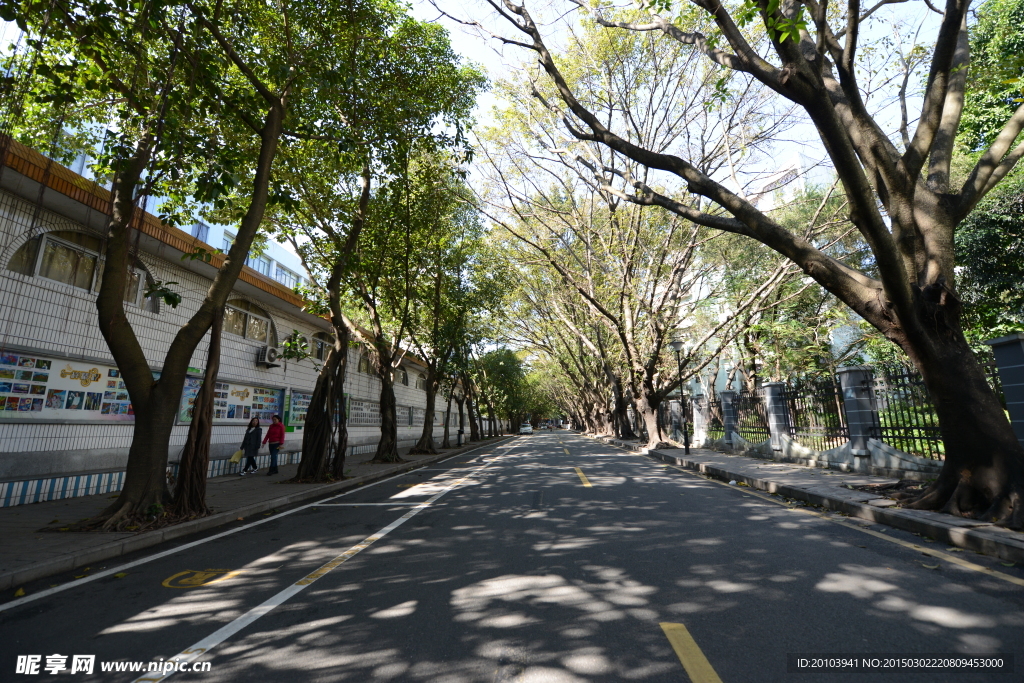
[
  {"left": 870, "top": 364, "right": 944, "bottom": 459},
  {"left": 735, "top": 389, "right": 771, "bottom": 443},
  {"left": 705, "top": 397, "right": 725, "bottom": 440},
  {"left": 785, "top": 377, "right": 849, "bottom": 452}
]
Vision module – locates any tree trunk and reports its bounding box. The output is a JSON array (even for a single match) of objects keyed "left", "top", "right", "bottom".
[
  {"left": 636, "top": 391, "right": 663, "bottom": 448},
  {"left": 467, "top": 393, "right": 480, "bottom": 441},
  {"left": 487, "top": 403, "right": 498, "bottom": 437},
  {"left": 898, "top": 325, "right": 1024, "bottom": 528},
  {"left": 372, "top": 362, "right": 401, "bottom": 463},
  {"left": 441, "top": 389, "right": 453, "bottom": 448},
  {"left": 410, "top": 368, "right": 439, "bottom": 454},
  {"left": 169, "top": 308, "right": 223, "bottom": 518},
  {"left": 612, "top": 377, "right": 636, "bottom": 440},
  {"left": 296, "top": 327, "right": 349, "bottom": 481}
]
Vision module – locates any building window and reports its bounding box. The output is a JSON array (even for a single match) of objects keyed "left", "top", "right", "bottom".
[
  {"left": 222, "top": 231, "right": 234, "bottom": 254},
  {"left": 223, "top": 299, "right": 276, "bottom": 345},
  {"left": 313, "top": 332, "right": 332, "bottom": 361},
  {"left": 192, "top": 221, "right": 210, "bottom": 243},
  {"left": 7, "top": 230, "right": 153, "bottom": 308},
  {"left": 400, "top": 368, "right": 409, "bottom": 386},
  {"left": 39, "top": 232, "right": 100, "bottom": 290},
  {"left": 358, "top": 354, "right": 372, "bottom": 374},
  {"left": 275, "top": 265, "right": 300, "bottom": 288},
  {"left": 416, "top": 373, "right": 427, "bottom": 390},
  {"left": 248, "top": 254, "right": 272, "bottom": 276}
]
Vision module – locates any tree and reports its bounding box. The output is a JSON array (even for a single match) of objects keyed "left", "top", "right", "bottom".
[
  {"left": 4, "top": 0, "right": 409, "bottom": 524},
  {"left": 454, "top": 0, "right": 1024, "bottom": 526}
]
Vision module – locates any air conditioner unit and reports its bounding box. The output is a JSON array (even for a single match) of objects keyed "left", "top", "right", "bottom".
[{"left": 257, "top": 346, "right": 282, "bottom": 368}]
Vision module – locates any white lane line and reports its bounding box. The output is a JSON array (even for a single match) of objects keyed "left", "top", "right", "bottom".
[
  {"left": 130, "top": 452, "right": 510, "bottom": 683},
  {"left": 0, "top": 439, "right": 517, "bottom": 614},
  {"left": 312, "top": 503, "right": 426, "bottom": 507}
]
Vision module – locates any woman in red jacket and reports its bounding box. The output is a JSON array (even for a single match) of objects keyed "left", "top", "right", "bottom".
[{"left": 263, "top": 414, "right": 285, "bottom": 476}]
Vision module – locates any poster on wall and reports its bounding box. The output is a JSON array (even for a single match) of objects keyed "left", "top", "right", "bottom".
[
  {"left": 178, "top": 378, "right": 284, "bottom": 424},
  {"left": 0, "top": 352, "right": 137, "bottom": 421},
  {"left": 285, "top": 390, "right": 313, "bottom": 431}
]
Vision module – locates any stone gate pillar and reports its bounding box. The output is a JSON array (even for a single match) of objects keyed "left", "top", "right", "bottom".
[
  {"left": 838, "top": 366, "right": 878, "bottom": 456},
  {"left": 763, "top": 382, "right": 790, "bottom": 452},
  {"left": 692, "top": 395, "right": 707, "bottom": 446},
  {"left": 720, "top": 390, "right": 738, "bottom": 448},
  {"left": 986, "top": 333, "right": 1024, "bottom": 449}
]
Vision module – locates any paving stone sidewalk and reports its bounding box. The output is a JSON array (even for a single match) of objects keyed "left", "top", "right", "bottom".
[
  {"left": 0, "top": 437, "right": 512, "bottom": 592},
  {"left": 594, "top": 435, "right": 1024, "bottom": 565}
]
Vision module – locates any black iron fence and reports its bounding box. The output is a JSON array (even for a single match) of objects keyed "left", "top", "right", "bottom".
[
  {"left": 870, "top": 364, "right": 944, "bottom": 459},
  {"left": 785, "top": 377, "right": 849, "bottom": 452},
  {"left": 735, "top": 389, "right": 771, "bottom": 443},
  {"left": 705, "top": 397, "right": 725, "bottom": 440}
]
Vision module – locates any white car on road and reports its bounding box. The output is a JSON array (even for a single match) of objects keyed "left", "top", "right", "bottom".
[{"left": 519, "top": 423, "right": 533, "bottom": 434}]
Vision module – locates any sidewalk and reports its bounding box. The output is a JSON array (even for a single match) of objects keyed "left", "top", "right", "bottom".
[
  {"left": 591, "top": 435, "right": 1024, "bottom": 565},
  {"left": 0, "top": 437, "right": 513, "bottom": 593}
]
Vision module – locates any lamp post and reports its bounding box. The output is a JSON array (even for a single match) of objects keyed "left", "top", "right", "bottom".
[{"left": 668, "top": 339, "right": 691, "bottom": 455}]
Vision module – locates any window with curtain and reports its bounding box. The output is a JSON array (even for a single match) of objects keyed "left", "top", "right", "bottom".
[
  {"left": 7, "top": 231, "right": 153, "bottom": 308},
  {"left": 223, "top": 299, "right": 276, "bottom": 345}
]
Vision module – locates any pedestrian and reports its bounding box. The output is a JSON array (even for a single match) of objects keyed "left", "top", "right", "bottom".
[
  {"left": 263, "top": 414, "right": 285, "bottom": 476},
  {"left": 238, "top": 417, "right": 262, "bottom": 475}
]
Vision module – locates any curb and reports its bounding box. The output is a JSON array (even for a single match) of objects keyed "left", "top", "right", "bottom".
[
  {"left": 591, "top": 435, "right": 1024, "bottom": 565},
  {"left": 1, "top": 436, "right": 515, "bottom": 592}
]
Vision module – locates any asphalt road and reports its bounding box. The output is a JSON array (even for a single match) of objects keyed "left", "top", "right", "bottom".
[{"left": 3, "top": 433, "right": 1024, "bottom": 683}]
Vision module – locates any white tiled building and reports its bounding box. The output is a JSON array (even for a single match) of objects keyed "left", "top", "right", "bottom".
[{"left": 0, "top": 140, "right": 468, "bottom": 507}]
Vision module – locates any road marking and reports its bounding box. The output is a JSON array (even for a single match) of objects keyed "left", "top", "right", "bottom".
[
  {"left": 313, "top": 502, "right": 426, "bottom": 507},
  {"left": 0, "top": 438, "right": 517, "bottom": 613},
  {"left": 162, "top": 569, "right": 244, "bottom": 589},
  {"left": 132, "top": 455, "right": 507, "bottom": 683},
  {"left": 655, "top": 461, "right": 1024, "bottom": 589},
  {"left": 659, "top": 622, "right": 723, "bottom": 683},
  {"left": 574, "top": 467, "right": 592, "bottom": 487},
  {"left": 563, "top": 448, "right": 570, "bottom": 455}
]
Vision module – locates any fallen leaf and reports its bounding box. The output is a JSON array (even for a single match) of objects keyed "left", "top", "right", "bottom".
[
  {"left": 1001, "top": 562, "right": 1016, "bottom": 567},
  {"left": 855, "top": 545, "right": 867, "bottom": 549},
  {"left": 74, "top": 575, "right": 85, "bottom": 579},
  {"left": 236, "top": 517, "right": 244, "bottom": 521},
  {"left": 114, "top": 572, "right": 128, "bottom": 579},
  {"left": 737, "top": 482, "right": 750, "bottom": 487},
  {"left": 946, "top": 547, "right": 963, "bottom": 552},
  {"left": 921, "top": 564, "right": 939, "bottom": 570},
  {"left": 49, "top": 519, "right": 59, "bottom": 524},
  {"left": 14, "top": 588, "right": 25, "bottom": 597}
]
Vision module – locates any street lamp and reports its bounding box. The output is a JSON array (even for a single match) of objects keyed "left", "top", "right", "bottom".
[{"left": 668, "top": 339, "right": 691, "bottom": 455}]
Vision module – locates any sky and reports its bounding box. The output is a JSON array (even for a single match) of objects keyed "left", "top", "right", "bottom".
[{"left": 408, "top": 0, "right": 942, "bottom": 197}]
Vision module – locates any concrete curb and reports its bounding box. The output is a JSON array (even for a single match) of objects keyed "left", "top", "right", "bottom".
[
  {"left": 591, "top": 435, "right": 1024, "bottom": 565},
  {"left": 1, "top": 437, "right": 515, "bottom": 592}
]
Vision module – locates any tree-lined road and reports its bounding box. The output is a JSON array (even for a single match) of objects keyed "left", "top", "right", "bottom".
[{"left": 3, "top": 434, "right": 1023, "bottom": 682}]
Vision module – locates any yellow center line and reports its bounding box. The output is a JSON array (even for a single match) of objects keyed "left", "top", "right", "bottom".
[
  {"left": 574, "top": 467, "right": 592, "bottom": 487},
  {"left": 659, "top": 463, "right": 1024, "bottom": 588},
  {"left": 660, "top": 622, "right": 723, "bottom": 683}
]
